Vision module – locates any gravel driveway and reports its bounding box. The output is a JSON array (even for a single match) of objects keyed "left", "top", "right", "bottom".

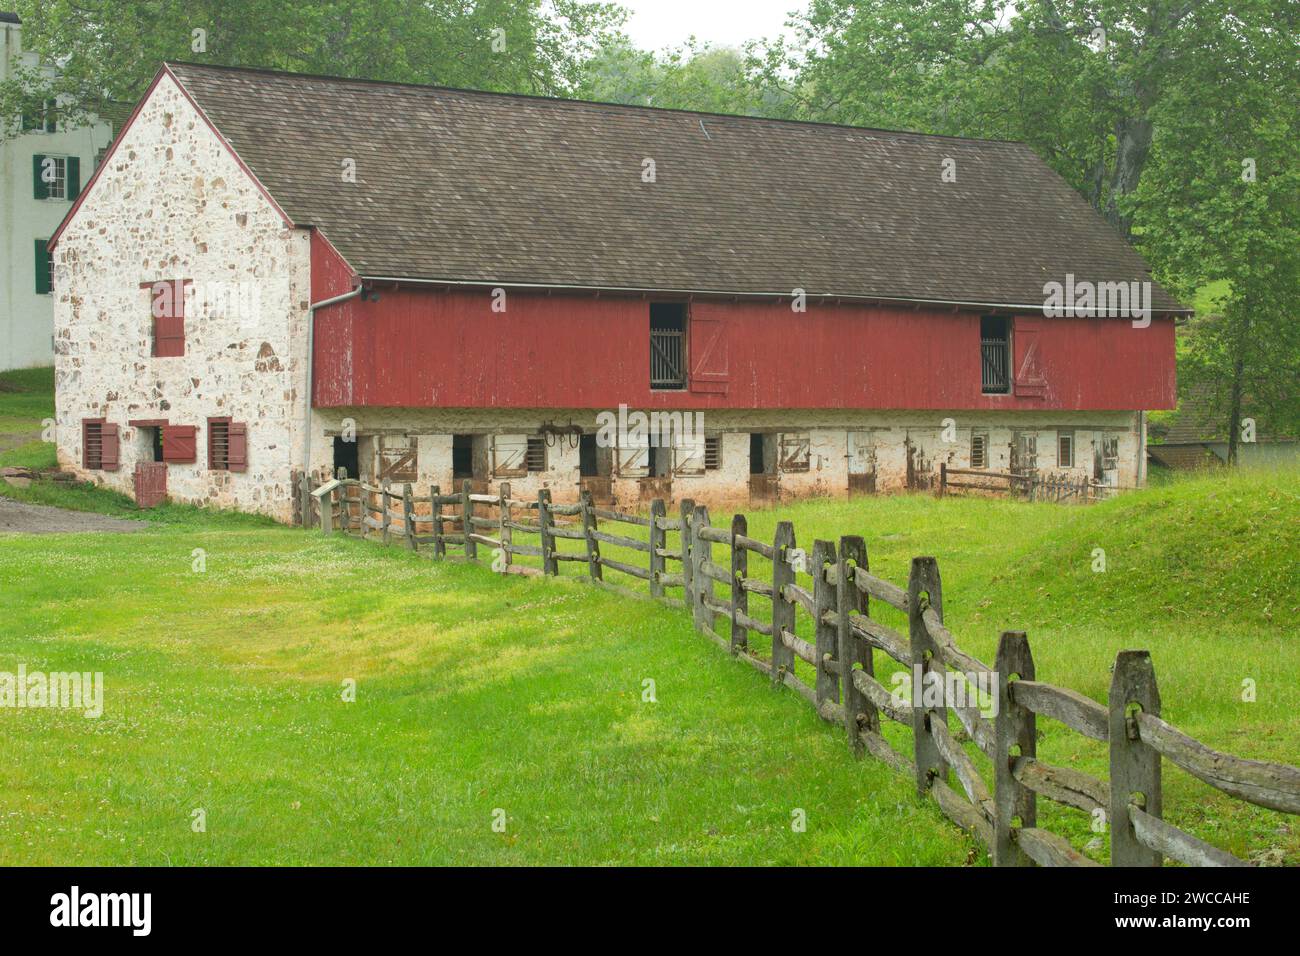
[{"left": 0, "top": 496, "right": 145, "bottom": 534}]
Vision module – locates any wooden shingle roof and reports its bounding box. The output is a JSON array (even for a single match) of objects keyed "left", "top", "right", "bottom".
[{"left": 167, "top": 62, "right": 1186, "bottom": 311}]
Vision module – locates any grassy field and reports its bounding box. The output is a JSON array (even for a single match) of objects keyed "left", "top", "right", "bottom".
[
  {"left": 0, "top": 367, "right": 57, "bottom": 470},
  {"left": 1, "top": 370, "right": 1296, "bottom": 865}
]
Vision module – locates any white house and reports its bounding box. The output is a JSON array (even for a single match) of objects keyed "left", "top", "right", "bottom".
[{"left": 1, "top": 11, "right": 112, "bottom": 370}]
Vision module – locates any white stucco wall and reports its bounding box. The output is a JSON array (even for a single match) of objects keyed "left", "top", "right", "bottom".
[
  {"left": 1, "top": 18, "right": 113, "bottom": 370},
  {"left": 308, "top": 406, "right": 1143, "bottom": 512},
  {"left": 53, "top": 72, "right": 311, "bottom": 520}
]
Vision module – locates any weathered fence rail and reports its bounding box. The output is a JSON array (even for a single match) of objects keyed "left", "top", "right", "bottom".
[
  {"left": 297, "top": 470, "right": 1297, "bottom": 866},
  {"left": 938, "top": 464, "right": 1111, "bottom": 503}
]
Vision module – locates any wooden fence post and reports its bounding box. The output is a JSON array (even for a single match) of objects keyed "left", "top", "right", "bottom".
[
  {"left": 462, "top": 479, "right": 477, "bottom": 560},
  {"left": 771, "top": 521, "right": 796, "bottom": 688},
  {"left": 1110, "top": 650, "right": 1163, "bottom": 866},
  {"left": 908, "top": 556, "right": 949, "bottom": 795},
  {"left": 649, "top": 499, "right": 666, "bottom": 599},
  {"left": 381, "top": 479, "right": 392, "bottom": 546},
  {"left": 812, "top": 539, "right": 839, "bottom": 710},
  {"left": 938, "top": 462, "right": 947, "bottom": 498},
  {"left": 335, "top": 467, "right": 348, "bottom": 534},
  {"left": 320, "top": 482, "right": 333, "bottom": 535},
  {"left": 299, "top": 473, "right": 314, "bottom": 528},
  {"left": 498, "top": 483, "right": 512, "bottom": 571},
  {"left": 580, "top": 489, "right": 601, "bottom": 581},
  {"left": 730, "top": 514, "right": 748, "bottom": 655},
  {"left": 690, "top": 505, "right": 712, "bottom": 633},
  {"left": 679, "top": 498, "right": 695, "bottom": 596},
  {"left": 431, "top": 485, "right": 445, "bottom": 559},
  {"left": 837, "top": 535, "right": 872, "bottom": 751},
  {"left": 994, "top": 631, "right": 1036, "bottom": 866},
  {"left": 537, "top": 488, "right": 557, "bottom": 575},
  {"left": 402, "top": 483, "right": 416, "bottom": 551}
]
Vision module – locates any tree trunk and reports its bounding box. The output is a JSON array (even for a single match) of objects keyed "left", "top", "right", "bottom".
[{"left": 1104, "top": 115, "right": 1154, "bottom": 238}]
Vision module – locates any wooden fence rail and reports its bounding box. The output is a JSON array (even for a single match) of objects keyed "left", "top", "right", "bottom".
[{"left": 296, "top": 470, "right": 1297, "bottom": 866}]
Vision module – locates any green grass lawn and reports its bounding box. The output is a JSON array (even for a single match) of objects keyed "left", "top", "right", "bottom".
[{"left": 0, "top": 367, "right": 57, "bottom": 470}]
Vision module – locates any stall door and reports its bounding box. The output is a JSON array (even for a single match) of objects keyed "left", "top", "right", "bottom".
[
  {"left": 133, "top": 461, "right": 167, "bottom": 508},
  {"left": 848, "top": 430, "right": 876, "bottom": 495}
]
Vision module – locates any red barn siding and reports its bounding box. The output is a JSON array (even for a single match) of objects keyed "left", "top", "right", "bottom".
[
  {"left": 310, "top": 230, "right": 357, "bottom": 302},
  {"left": 312, "top": 287, "right": 1176, "bottom": 411}
]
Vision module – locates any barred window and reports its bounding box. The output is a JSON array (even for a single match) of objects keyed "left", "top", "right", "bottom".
[
  {"left": 526, "top": 436, "right": 546, "bottom": 472},
  {"left": 704, "top": 436, "right": 722, "bottom": 470},
  {"left": 970, "top": 432, "right": 988, "bottom": 469},
  {"left": 1058, "top": 432, "right": 1075, "bottom": 468}
]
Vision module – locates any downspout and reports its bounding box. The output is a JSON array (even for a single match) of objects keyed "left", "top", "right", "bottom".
[{"left": 303, "top": 286, "right": 363, "bottom": 482}]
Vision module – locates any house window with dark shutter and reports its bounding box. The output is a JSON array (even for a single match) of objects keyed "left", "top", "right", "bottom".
[
  {"left": 980, "top": 316, "right": 1011, "bottom": 394},
  {"left": 704, "top": 436, "right": 722, "bottom": 470},
  {"left": 207, "top": 418, "right": 248, "bottom": 472},
  {"left": 82, "top": 419, "right": 119, "bottom": 471},
  {"left": 143, "top": 280, "right": 188, "bottom": 357},
  {"left": 525, "top": 436, "right": 546, "bottom": 473},
  {"left": 34, "top": 240, "right": 52, "bottom": 295},
  {"left": 650, "top": 303, "right": 687, "bottom": 390},
  {"left": 33, "top": 154, "right": 77, "bottom": 200}
]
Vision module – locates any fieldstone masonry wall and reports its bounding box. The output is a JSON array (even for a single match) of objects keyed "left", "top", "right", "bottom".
[{"left": 53, "top": 75, "right": 311, "bottom": 520}]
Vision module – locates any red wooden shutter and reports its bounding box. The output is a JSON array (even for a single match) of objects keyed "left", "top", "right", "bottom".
[
  {"left": 1013, "top": 318, "right": 1047, "bottom": 398},
  {"left": 688, "top": 313, "right": 729, "bottom": 394},
  {"left": 227, "top": 422, "right": 248, "bottom": 472},
  {"left": 162, "top": 424, "right": 197, "bottom": 463},
  {"left": 145, "top": 280, "right": 187, "bottom": 357},
  {"left": 154, "top": 315, "right": 185, "bottom": 357},
  {"left": 100, "top": 423, "right": 120, "bottom": 471}
]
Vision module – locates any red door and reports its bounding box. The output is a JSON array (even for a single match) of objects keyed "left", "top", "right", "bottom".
[{"left": 134, "top": 461, "right": 167, "bottom": 508}]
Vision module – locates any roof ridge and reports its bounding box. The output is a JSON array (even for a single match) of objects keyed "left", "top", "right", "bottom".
[{"left": 163, "top": 60, "right": 1029, "bottom": 148}]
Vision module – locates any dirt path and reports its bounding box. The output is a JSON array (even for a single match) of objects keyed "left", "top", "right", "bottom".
[{"left": 0, "top": 496, "right": 145, "bottom": 535}]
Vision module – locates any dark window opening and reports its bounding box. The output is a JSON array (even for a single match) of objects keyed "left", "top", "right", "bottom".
[
  {"left": 147, "top": 427, "right": 164, "bottom": 463},
  {"left": 970, "top": 432, "right": 988, "bottom": 469},
  {"left": 452, "top": 434, "right": 474, "bottom": 480},
  {"left": 333, "top": 435, "right": 359, "bottom": 479},
  {"left": 749, "top": 433, "right": 774, "bottom": 475},
  {"left": 650, "top": 302, "right": 687, "bottom": 390},
  {"left": 981, "top": 316, "right": 1011, "bottom": 395},
  {"left": 579, "top": 433, "right": 598, "bottom": 477}
]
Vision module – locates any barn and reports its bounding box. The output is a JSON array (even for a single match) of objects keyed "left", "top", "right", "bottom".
[{"left": 48, "top": 63, "right": 1187, "bottom": 520}]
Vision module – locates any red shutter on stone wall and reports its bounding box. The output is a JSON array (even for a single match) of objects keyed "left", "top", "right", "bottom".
[
  {"left": 162, "top": 424, "right": 197, "bottom": 463},
  {"left": 144, "top": 279, "right": 188, "bottom": 357},
  {"left": 100, "top": 423, "right": 120, "bottom": 471},
  {"left": 227, "top": 422, "right": 248, "bottom": 473}
]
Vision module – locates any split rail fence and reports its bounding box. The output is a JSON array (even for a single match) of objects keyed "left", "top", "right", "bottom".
[
  {"left": 296, "top": 470, "right": 1298, "bottom": 867},
  {"left": 938, "top": 464, "right": 1111, "bottom": 503}
]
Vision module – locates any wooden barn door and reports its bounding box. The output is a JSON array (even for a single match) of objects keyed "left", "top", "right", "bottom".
[
  {"left": 848, "top": 430, "right": 876, "bottom": 496},
  {"left": 133, "top": 461, "right": 167, "bottom": 508}
]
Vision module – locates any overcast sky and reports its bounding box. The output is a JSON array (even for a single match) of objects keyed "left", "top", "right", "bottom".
[{"left": 617, "top": 0, "right": 801, "bottom": 51}]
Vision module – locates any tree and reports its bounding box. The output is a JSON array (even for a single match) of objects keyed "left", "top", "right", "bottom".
[
  {"left": 1134, "top": 1, "right": 1300, "bottom": 461},
  {"left": 2, "top": 0, "right": 625, "bottom": 138}
]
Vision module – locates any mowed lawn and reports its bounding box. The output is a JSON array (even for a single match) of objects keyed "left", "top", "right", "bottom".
[{"left": 0, "top": 518, "right": 979, "bottom": 866}]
